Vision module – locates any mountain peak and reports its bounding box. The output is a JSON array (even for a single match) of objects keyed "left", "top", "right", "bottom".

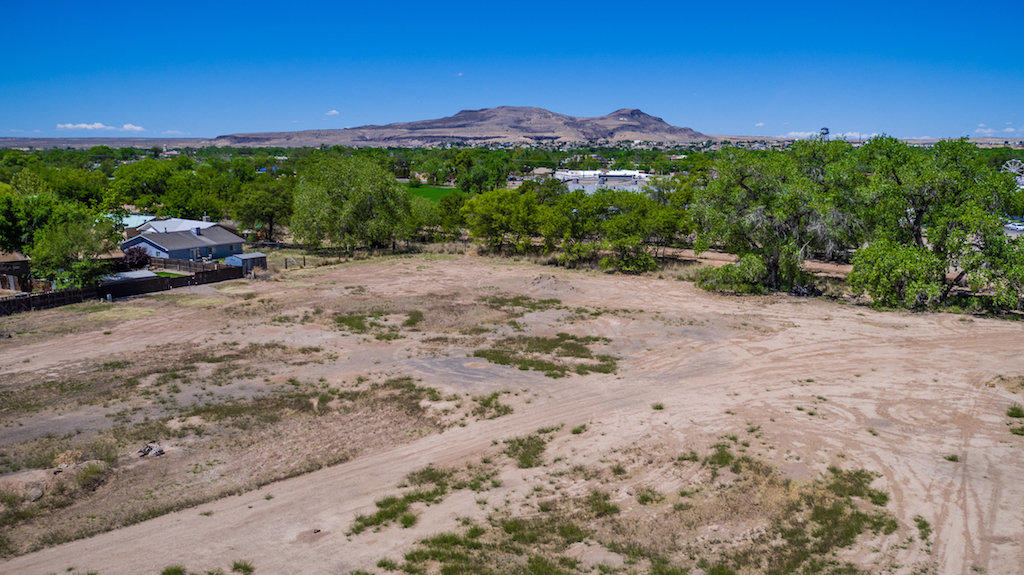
[{"left": 607, "top": 108, "right": 646, "bottom": 116}]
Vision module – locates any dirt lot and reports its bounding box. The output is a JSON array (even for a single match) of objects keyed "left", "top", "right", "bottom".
[{"left": 1, "top": 253, "right": 1023, "bottom": 575}]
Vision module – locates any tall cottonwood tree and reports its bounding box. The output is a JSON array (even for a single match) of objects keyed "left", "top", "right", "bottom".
[
  {"left": 692, "top": 141, "right": 862, "bottom": 290},
  {"left": 850, "top": 137, "right": 1024, "bottom": 308},
  {"left": 234, "top": 178, "right": 294, "bottom": 241},
  {"left": 291, "top": 155, "right": 411, "bottom": 252}
]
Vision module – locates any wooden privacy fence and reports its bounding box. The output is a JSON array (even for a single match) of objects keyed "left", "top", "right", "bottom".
[
  {"left": 149, "top": 257, "right": 224, "bottom": 273},
  {"left": 0, "top": 262, "right": 244, "bottom": 316}
]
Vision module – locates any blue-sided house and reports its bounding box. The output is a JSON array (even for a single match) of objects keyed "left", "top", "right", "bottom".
[{"left": 120, "top": 225, "right": 245, "bottom": 261}]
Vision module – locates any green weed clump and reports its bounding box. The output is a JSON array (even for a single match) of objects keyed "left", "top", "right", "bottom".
[
  {"left": 75, "top": 462, "right": 108, "bottom": 491},
  {"left": 1007, "top": 404, "right": 1024, "bottom": 418},
  {"left": 393, "top": 513, "right": 590, "bottom": 575},
  {"left": 350, "top": 463, "right": 499, "bottom": 535},
  {"left": 585, "top": 490, "right": 620, "bottom": 517},
  {"left": 334, "top": 313, "right": 369, "bottom": 333},
  {"left": 350, "top": 484, "right": 447, "bottom": 534},
  {"left": 703, "top": 443, "right": 735, "bottom": 468},
  {"left": 636, "top": 488, "right": 665, "bottom": 505},
  {"left": 473, "top": 333, "right": 616, "bottom": 378},
  {"left": 913, "top": 516, "right": 932, "bottom": 540},
  {"left": 472, "top": 392, "right": 513, "bottom": 419},
  {"left": 373, "top": 376, "right": 442, "bottom": 402},
  {"left": 504, "top": 434, "right": 549, "bottom": 468},
  {"left": 481, "top": 295, "right": 562, "bottom": 313},
  {"left": 403, "top": 310, "right": 425, "bottom": 327}
]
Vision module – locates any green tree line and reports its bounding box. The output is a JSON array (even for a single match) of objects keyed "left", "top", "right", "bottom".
[{"left": 2, "top": 139, "right": 1024, "bottom": 310}]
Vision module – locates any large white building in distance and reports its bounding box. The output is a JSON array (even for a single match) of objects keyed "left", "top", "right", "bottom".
[{"left": 553, "top": 169, "right": 652, "bottom": 193}]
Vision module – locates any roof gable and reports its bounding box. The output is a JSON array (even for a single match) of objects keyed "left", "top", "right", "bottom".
[
  {"left": 122, "top": 227, "right": 243, "bottom": 251},
  {"left": 139, "top": 218, "right": 219, "bottom": 233}
]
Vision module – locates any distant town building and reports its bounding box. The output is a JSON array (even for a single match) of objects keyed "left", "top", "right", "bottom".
[{"left": 553, "top": 169, "right": 652, "bottom": 193}]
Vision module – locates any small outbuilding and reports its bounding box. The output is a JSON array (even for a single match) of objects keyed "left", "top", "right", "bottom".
[{"left": 225, "top": 252, "right": 267, "bottom": 273}]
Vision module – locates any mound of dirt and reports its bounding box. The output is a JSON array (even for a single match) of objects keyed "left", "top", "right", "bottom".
[{"left": 528, "top": 274, "right": 577, "bottom": 293}]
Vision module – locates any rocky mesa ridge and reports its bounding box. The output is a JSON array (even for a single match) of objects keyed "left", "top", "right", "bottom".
[{"left": 209, "top": 106, "right": 708, "bottom": 147}]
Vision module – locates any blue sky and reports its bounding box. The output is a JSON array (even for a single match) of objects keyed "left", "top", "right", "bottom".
[{"left": 2, "top": 0, "right": 1022, "bottom": 139}]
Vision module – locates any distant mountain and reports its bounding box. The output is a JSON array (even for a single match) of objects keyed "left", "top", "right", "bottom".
[{"left": 208, "top": 107, "right": 708, "bottom": 147}]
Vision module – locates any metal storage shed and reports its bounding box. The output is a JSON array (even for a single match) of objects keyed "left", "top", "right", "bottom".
[{"left": 225, "top": 252, "right": 267, "bottom": 273}]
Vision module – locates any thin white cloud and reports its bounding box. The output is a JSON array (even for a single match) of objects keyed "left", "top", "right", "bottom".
[
  {"left": 57, "top": 122, "right": 115, "bottom": 130},
  {"left": 325, "top": 109, "right": 339, "bottom": 116},
  {"left": 162, "top": 130, "right": 185, "bottom": 135},
  {"left": 978, "top": 123, "right": 987, "bottom": 128},
  {"left": 785, "top": 131, "right": 818, "bottom": 139},
  {"left": 1004, "top": 127, "right": 1016, "bottom": 133},
  {"left": 975, "top": 127, "right": 996, "bottom": 135},
  {"left": 455, "top": 72, "right": 463, "bottom": 77},
  {"left": 57, "top": 122, "right": 145, "bottom": 132},
  {"left": 754, "top": 122, "right": 765, "bottom": 127}
]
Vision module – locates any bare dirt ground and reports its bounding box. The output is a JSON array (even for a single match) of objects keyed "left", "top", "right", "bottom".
[{"left": 2, "top": 253, "right": 1023, "bottom": 575}]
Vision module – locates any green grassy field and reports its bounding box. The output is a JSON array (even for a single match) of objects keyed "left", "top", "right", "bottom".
[
  {"left": 155, "top": 271, "right": 188, "bottom": 278},
  {"left": 403, "top": 183, "right": 459, "bottom": 203}
]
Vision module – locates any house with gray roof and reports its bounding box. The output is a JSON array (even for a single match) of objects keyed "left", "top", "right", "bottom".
[{"left": 120, "top": 225, "right": 245, "bottom": 261}]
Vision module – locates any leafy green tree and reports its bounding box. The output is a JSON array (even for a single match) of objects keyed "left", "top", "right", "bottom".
[
  {"left": 591, "top": 190, "right": 662, "bottom": 273},
  {"left": 11, "top": 168, "right": 50, "bottom": 196},
  {"left": 234, "top": 178, "right": 294, "bottom": 241},
  {"left": 403, "top": 195, "right": 441, "bottom": 242},
  {"left": 696, "top": 254, "right": 768, "bottom": 294},
  {"left": 0, "top": 189, "right": 95, "bottom": 253},
  {"left": 0, "top": 192, "right": 25, "bottom": 252},
  {"left": 457, "top": 162, "right": 507, "bottom": 193},
  {"left": 291, "top": 155, "right": 411, "bottom": 252},
  {"left": 850, "top": 137, "right": 1024, "bottom": 308},
  {"left": 45, "top": 168, "right": 108, "bottom": 206},
  {"left": 28, "top": 217, "right": 118, "bottom": 288},
  {"left": 438, "top": 192, "right": 467, "bottom": 239},
  {"left": 461, "top": 188, "right": 541, "bottom": 253},
  {"left": 539, "top": 190, "right": 604, "bottom": 264},
  {"left": 105, "top": 159, "right": 174, "bottom": 209},
  {"left": 692, "top": 144, "right": 858, "bottom": 290},
  {"left": 517, "top": 178, "right": 568, "bottom": 205}
]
